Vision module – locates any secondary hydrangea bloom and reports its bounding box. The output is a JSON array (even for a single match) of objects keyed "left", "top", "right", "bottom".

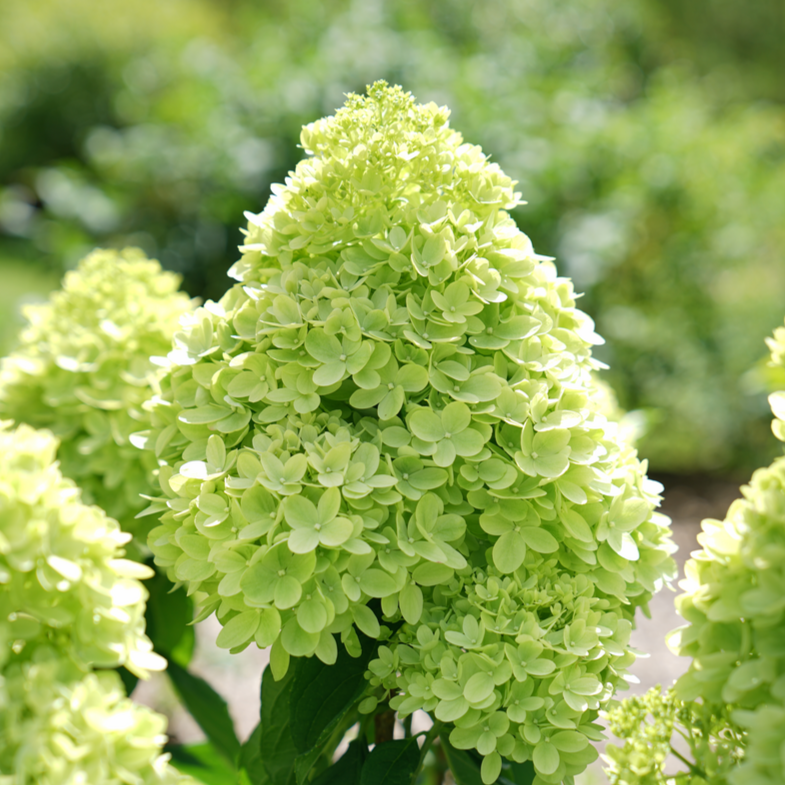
[
  {"left": 1, "top": 664, "right": 191, "bottom": 785},
  {"left": 0, "top": 248, "right": 195, "bottom": 554},
  {"left": 604, "top": 688, "right": 742, "bottom": 784},
  {"left": 667, "top": 391, "right": 785, "bottom": 783},
  {"left": 0, "top": 422, "right": 184, "bottom": 783},
  {"left": 0, "top": 421, "right": 164, "bottom": 676},
  {"left": 142, "top": 83, "right": 676, "bottom": 782}
]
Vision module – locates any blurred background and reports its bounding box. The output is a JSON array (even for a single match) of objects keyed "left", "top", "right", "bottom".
[
  {"left": 2, "top": 0, "right": 784, "bottom": 476},
  {"left": 2, "top": 1, "right": 784, "bottom": 779}
]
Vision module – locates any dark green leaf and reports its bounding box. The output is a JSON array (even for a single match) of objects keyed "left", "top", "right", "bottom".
[
  {"left": 311, "top": 739, "right": 367, "bottom": 785},
  {"left": 359, "top": 738, "right": 420, "bottom": 785},
  {"left": 440, "top": 737, "right": 484, "bottom": 785},
  {"left": 440, "top": 737, "right": 527, "bottom": 785},
  {"left": 144, "top": 568, "right": 195, "bottom": 665},
  {"left": 505, "top": 761, "right": 536, "bottom": 785},
  {"left": 289, "top": 632, "right": 376, "bottom": 754},
  {"left": 117, "top": 665, "right": 139, "bottom": 696},
  {"left": 166, "top": 659, "right": 241, "bottom": 765},
  {"left": 239, "top": 723, "right": 270, "bottom": 784},
  {"left": 260, "top": 663, "right": 298, "bottom": 785},
  {"left": 166, "top": 742, "right": 237, "bottom": 785},
  {"left": 294, "top": 744, "right": 328, "bottom": 785}
]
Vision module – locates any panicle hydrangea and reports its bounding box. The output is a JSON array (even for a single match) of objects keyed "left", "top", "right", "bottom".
[
  {"left": 607, "top": 325, "right": 785, "bottom": 785},
  {"left": 0, "top": 248, "right": 195, "bottom": 555},
  {"left": 604, "top": 688, "right": 742, "bottom": 785},
  {"left": 0, "top": 663, "right": 191, "bottom": 785},
  {"left": 0, "top": 421, "right": 164, "bottom": 676},
  {"left": 667, "top": 458, "right": 785, "bottom": 783},
  {"left": 141, "top": 83, "right": 676, "bottom": 782},
  {"left": 0, "top": 422, "right": 186, "bottom": 784}
]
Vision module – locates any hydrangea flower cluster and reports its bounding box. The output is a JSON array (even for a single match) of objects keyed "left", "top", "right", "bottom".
[
  {"left": 666, "top": 387, "right": 785, "bottom": 784},
  {"left": 604, "top": 688, "right": 742, "bottom": 784},
  {"left": 142, "top": 83, "right": 676, "bottom": 782},
  {"left": 1, "top": 665, "right": 189, "bottom": 785},
  {"left": 0, "top": 422, "right": 164, "bottom": 676},
  {"left": 0, "top": 248, "right": 195, "bottom": 554},
  {"left": 0, "top": 422, "right": 186, "bottom": 783},
  {"left": 606, "top": 324, "right": 785, "bottom": 785}
]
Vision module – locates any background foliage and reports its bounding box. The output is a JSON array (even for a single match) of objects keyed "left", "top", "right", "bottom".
[{"left": 1, "top": 0, "right": 784, "bottom": 472}]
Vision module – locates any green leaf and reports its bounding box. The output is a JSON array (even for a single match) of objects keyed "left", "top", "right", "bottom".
[
  {"left": 615, "top": 497, "right": 650, "bottom": 529},
  {"left": 441, "top": 401, "right": 471, "bottom": 434},
  {"left": 276, "top": 575, "right": 305, "bottom": 609},
  {"left": 239, "top": 723, "right": 270, "bottom": 785},
  {"left": 493, "top": 530, "right": 526, "bottom": 573},
  {"left": 397, "top": 364, "right": 429, "bottom": 392},
  {"left": 532, "top": 741, "right": 560, "bottom": 775},
  {"left": 288, "top": 527, "right": 321, "bottom": 554},
  {"left": 313, "top": 360, "right": 346, "bottom": 387},
  {"left": 519, "top": 527, "right": 559, "bottom": 553},
  {"left": 305, "top": 329, "right": 342, "bottom": 363},
  {"left": 281, "top": 617, "right": 320, "bottom": 655},
  {"left": 352, "top": 603, "right": 381, "bottom": 638},
  {"left": 408, "top": 467, "right": 449, "bottom": 490},
  {"left": 318, "top": 487, "right": 342, "bottom": 522},
  {"left": 311, "top": 739, "right": 367, "bottom": 785},
  {"left": 285, "top": 495, "right": 318, "bottom": 528},
  {"left": 216, "top": 610, "right": 261, "bottom": 649},
  {"left": 179, "top": 405, "right": 231, "bottom": 424},
  {"left": 297, "top": 598, "right": 329, "bottom": 633},
  {"left": 399, "top": 583, "right": 423, "bottom": 624},
  {"left": 166, "top": 660, "right": 241, "bottom": 765},
  {"left": 359, "top": 738, "right": 420, "bottom": 785},
  {"left": 409, "top": 408, "right": 445, "bottom": 442},
  {"left": 289, "top": 631, "right": 377, "bottom": 754},
  {"left": 167, "top": 742, "right": 239, "bottom": 785},
  {"left": 464, "top": 671, "right": 495, "bottom": 703},
  {"left": 440, "top": 738, "right": 525, "bottom": 785},
  {"left": 440, "top": 737, "right": 484, "bottom": 785},
  {"left": 117, "top": 666, "right": 139, "bottom": 696},
  {"left": 481, "top": 752, "right": 502, "bottom": 784},
  {"left": 359, "top": 568, "right": 399, "bottom": 598},
  {"left": 462, "top": 375, "right": 501, "bottom": 402},
  {"left": 505, "top": 761, "right": 536, "bottom": 785},
  {"left": 412, "top": 562, "right": 453, "bottom": 585},
  {"left": 260, "top": 664, "right": 298, "bottom": 785},
  {"left": 378, "top": 385, "right": 406, "bottom": 420}
]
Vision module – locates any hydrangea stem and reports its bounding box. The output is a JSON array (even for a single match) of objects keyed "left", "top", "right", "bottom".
[{"left": 375, "top": 709, "right": 396, "bottom": 744}]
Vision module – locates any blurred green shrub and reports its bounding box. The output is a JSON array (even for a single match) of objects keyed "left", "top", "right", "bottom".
[{"left": 1, "top": 0, "right": 784, "bottom": 473}]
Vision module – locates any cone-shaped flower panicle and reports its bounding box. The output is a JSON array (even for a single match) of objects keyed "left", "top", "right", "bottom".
[
  {"left": 142, "top": 83, "right": 677, "bottom": 782},
  {"left": 0, "top": 422, "right": 164, "bottom": 677},
  {"left": 0, "top": 665, "right": 192, "bottom": 785},
  {"left": 0, "top": 422, "right": 185, "bottom": 783},
  {"left": 664, "top": 324, "right": 785, "bottom": 785}
]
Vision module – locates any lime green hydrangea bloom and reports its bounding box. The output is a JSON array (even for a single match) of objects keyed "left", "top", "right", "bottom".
[
  {"left": 0, "top": 422, "right": 185, "bottom": 783},
  {"left": 667, "top": 463, "right": 785, "bottom": 785},
  {"left": 1, "top": 661, "right": 191, "bottom": 785},
  {"left": 0, "top": 248, "right": 195, "bottom": 555},
  {"left": 142, "top": 83, "right": 676, "bottom": 783},
  {"left": 0, "top": 421, "right": 164, "bottom": 676},
  {"left": 643, "top": 329, "right": 785, "bottom": 785},
  {"left": 604, "top": 687, "right": 743, "bottom": 785}
]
